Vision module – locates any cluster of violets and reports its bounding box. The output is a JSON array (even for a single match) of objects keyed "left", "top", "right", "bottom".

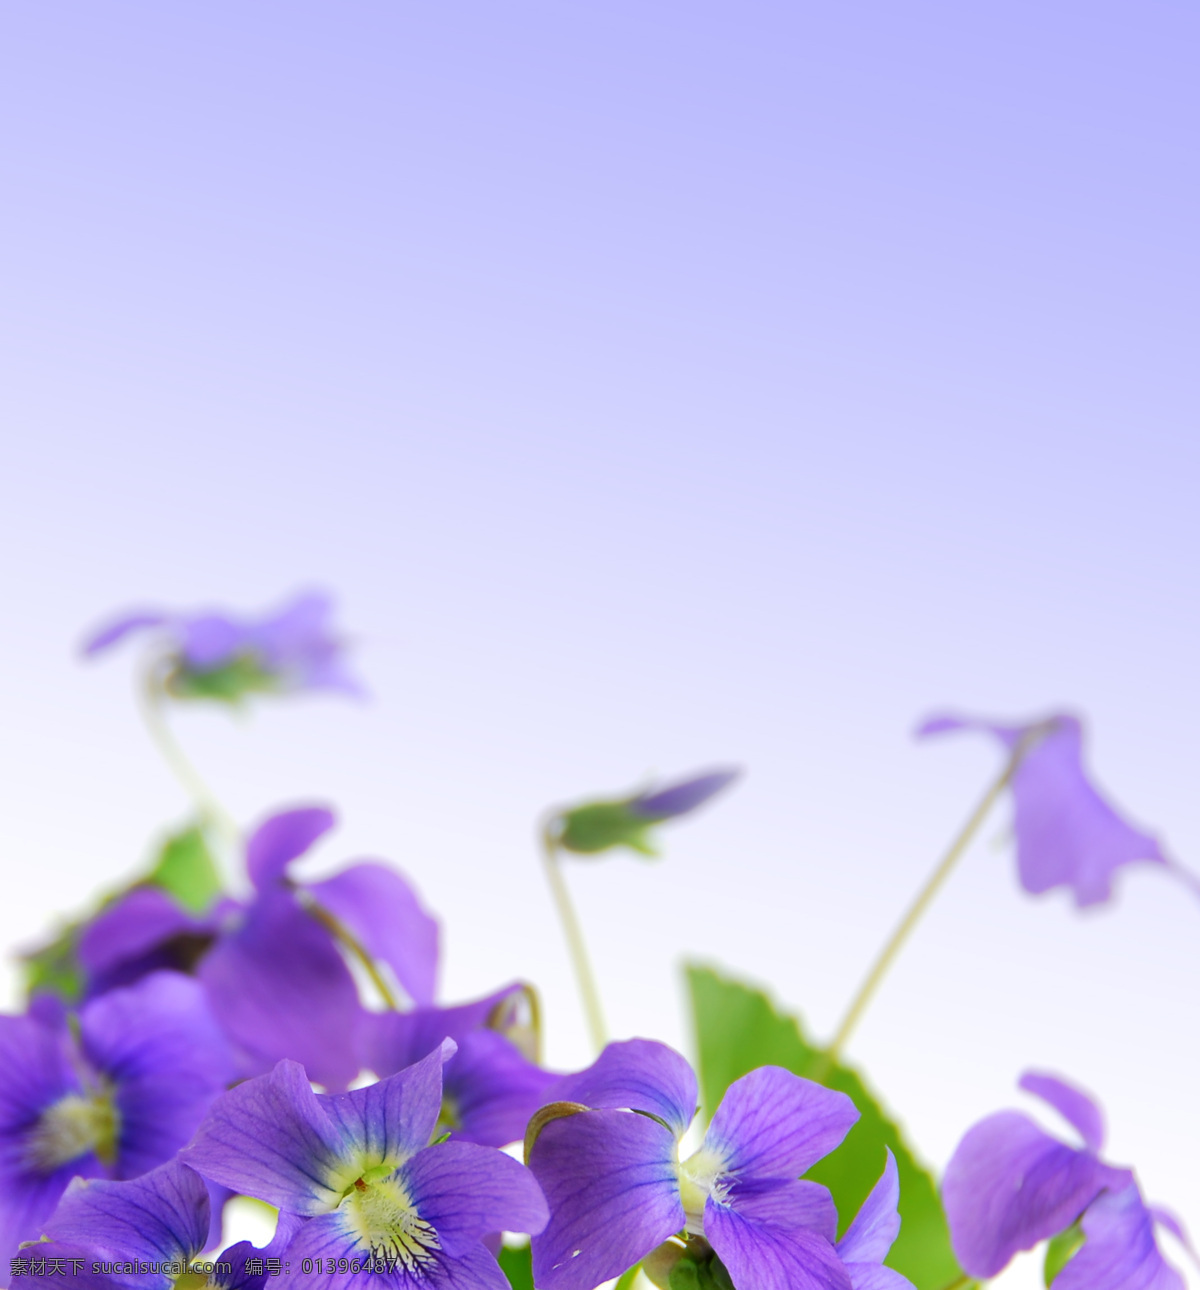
[{"left": 0, "top": 593, "right": 1194, "bottom": 1290}]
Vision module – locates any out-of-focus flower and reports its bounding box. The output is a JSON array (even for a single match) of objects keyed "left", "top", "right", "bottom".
[
  {"left": 916, "top": 712, "right": 1176, "bottom": 906},
  {"left": 528, "top": 1039, "right": 879, "bottom": 1290},
  {"left": 943, "top": 1071, "right": 1191, "bottom": 1287},
  {"left": 198, "top": 806, "right": 439, "bottom": 1091},
  {"left": 0, "top": 973, "right": 232, "bottom": 1265},
  {"left": 183, "top": 1044, "right": 548, "bottom": 1287},
  {"left": 15, "top": 1157, "right": 294, "bottom": 1290},
  {"left": 82, "top": 590, "right": 363, "bottom": 702},
  {"left": 554, "top": 768, "right": 741, "bottom": 857},
  {"left": 364, "top": 986, "right": 559, "bottom": 1148}
]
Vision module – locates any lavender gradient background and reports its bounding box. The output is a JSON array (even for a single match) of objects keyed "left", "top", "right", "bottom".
[{"left": 1, "top": 5, "right": 1196, "bottom": 1283}]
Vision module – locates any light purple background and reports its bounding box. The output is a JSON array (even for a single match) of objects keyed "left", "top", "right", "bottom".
[{"left": 1, "top": 6, "right": 1196, "bottom": 1283}]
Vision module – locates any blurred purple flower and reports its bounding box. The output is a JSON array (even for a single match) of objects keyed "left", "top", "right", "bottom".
[
  {"left": 82, "top": 590, "right": 363, "bottom": 701},
  {"left": 15, "top": 1157, "right": 293, "bottom": 1290},
  {"left": 943, "top": 1071, "right": 1192, "bottom": 1287},
  {"left": 529, "top": 1039, "right": 880, "bottom": 1290},
  {"left": 628, "top": 769, "right": 742, "bottom": 822},
  {"left": 183, "top": 1045, "right": 548, "bottom": 1288},
  {"left": 916, "top": 712, "right": 1185, "bottom": 906},
  {"left": 199, "top": 806, "right": 440, "bottom": 1091},
  {"left": 364, "top": 985, "right": 558, "bottom": 1148},
  {"left": 0, "top": 973, "right": 232, "bottom": 1266}
]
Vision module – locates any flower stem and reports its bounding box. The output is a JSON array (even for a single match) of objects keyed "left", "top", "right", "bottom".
[
  {"left": 824, "top": 730, "right": 1041, "bottom": 1066},
  {"left": 138, "top": 663, "right": 240, "bottom": 848},
  {"left": 305, "top": 899, "right": 401, "bottom": 1011},
  {"left": 541, "top": 822, "right": 607, "bottom": 1053}
]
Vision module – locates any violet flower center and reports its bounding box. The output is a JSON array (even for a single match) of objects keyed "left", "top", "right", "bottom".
[
  {"left": 28, "top": 1084, "right": 120, "bottom": 1169},
  {"left": 340, "top": 1173, "right": 442, "bottom": 1270}
]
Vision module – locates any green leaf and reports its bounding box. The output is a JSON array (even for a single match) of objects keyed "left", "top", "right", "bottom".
[
  {"left": 1043, "top": 1220, "right": 1085, "bottom": 1286},
  {"left": 147, "top": 826, "right": 222, "bottom": 914},
  {"left": 21, "top": 924, "right": 84, "bottom": 1004},
  {"left": 686, "top": 965, "right": 963, "bottom": 1290},
  {"left": 558, "top": 802, "right": 657, "bottom": 857},
  {"left": 497, "top": 1243, "right": 534, "bottom": 1290}
]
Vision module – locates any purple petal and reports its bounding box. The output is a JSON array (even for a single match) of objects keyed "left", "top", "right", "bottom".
[
  {"left": 179, "top": 614, "right": 246, "bottom": 670},
  {"left": 705, "top": 1195, "right": 853, "bottom": 1290},
  {"left": 285, "top": 1218, "right": 509, "bottom": 1290},
  {"left": 529, "top": 1108, "right": 684, "bottom": 1290},
  {"left": 81, "top": 611, "right": 170, "bottom": 658},
  {"left": 246, "top": 807, "right": 337, "bottom": 890},
  {"left": 198, "top": 889, "right": 364, "bottom": 1090},
  {"left": 402, "top": 1140, "right": 548, "bottom": 1254},
  {"left": 306, "top": 862, "right": 439, "bottom": 1007},
  {"left": 0, "top": 1172, "right": 88, "bottom": 1272},
  {"left": 1018, "top": 1071, "right": 1105, "bottom": 1154},
  {"left": 79, "top": 971, "right": 233, "bottom": 1179},
  {"left": 443, "top": 1030, "right": 560, "bottom": 1148},
  {"left": 1054, "top": 1184, "right": 1186, "bottom": 1290},
  {"left": 717, "top": 1177, "right": 840, "bottom": 1245},
  {"left": 42, "top": 1159, "right": 210, "bottom": 1269},
  {"left": 843, "top": 1268, "right": 914, "bottom": 1290},
  {"left": 364, "top": 984, "right": 527, "bottom": 1078},
  {"left": 942, "top": 1109, "right": 1132, "bottom": 1278},
  {"left": 837, "top": 1149, "right": 900, "bottom": 1265},
  {"left": 545, "top": 1039, "right": 697, "bottom": 1137},
  {"left": 317, "top": 1045, "right": 449, "bottom": 1169},
  {"left": 704, "top": 1067, "right": 858, "bottom": 1182},
  {"left": 76, "top": 887, "right": 215, "bottom": 981},
  {"left": 917, "top": 712, "right": 1166, "bottom": 907},
  {"left": 181, "top": 1059, "right": 354, "bottom": 1215},
  {"left": 252, "top": 592, "right": 334, "bottom": 661},
  {"left": 629, "top": 769, "right": 742, "bottom": 821}
]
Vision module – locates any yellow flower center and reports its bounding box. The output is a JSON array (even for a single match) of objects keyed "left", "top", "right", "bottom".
[
  {"left": 28, "top": 1087, "right": 120, "bottom": 1170},
  {"left": 677, "top": 1146, "right": 727, "bottom": 1235},
  {"left": 341, "top": 1174, "right": 441, "bottom": 1270}
]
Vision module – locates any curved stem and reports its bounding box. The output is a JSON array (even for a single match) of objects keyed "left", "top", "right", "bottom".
[
  {"left": 138, "top": 663, "right": 239, "bottom": 846},
  {"left": 541, "top": 823, "right": 607, "bottom": 1053},
  {"left": 824, "top": 731, "right": 1041, "bottom": 1066},
  {"left": 305, "top": 899, "right": 401, "bottom": 1011}
]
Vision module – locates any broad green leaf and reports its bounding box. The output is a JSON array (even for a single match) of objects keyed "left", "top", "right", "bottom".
[
  {"left": 687, "top": 965, "right": 964, "bottom": 1290},
  {"left": 558, "top": 802, "right": 656, "bottom": 856},
  {"left": 147, "top": 825, "right": 222, "bottom": 914},
  {"left": 498, "top": 1243, "right": 534, "bottom": 1290}
]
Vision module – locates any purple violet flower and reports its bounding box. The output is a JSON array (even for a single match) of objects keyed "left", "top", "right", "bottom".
[
  {"left": 916, "top": 712, "right": 1183, "bottom": 907},
  {"left": 527, "top": 1039, "right": 879, "bottom": 1290},
  {"left": 0, "top": 972, "right": 232, "bottom": 1266},
  {"left": 82, "top": 590, "right": 363, "bottom": 702},
  {"left": 182, "top": 1044, "right": 549, "bottom": 1288},
  {"left": 943, "top": 1071, "right": 1192, "bottom": 1286},
  {"left": 198, "top": 806, "right": 439, "bottom": 1092},
  {"left": 13, "top": 1157, "right": 293, "bottom": 1290},
  {"left": 364, "top": 986, "right": 558, "bottom": 1148},
  {"left": 555, "top": 769, "right": 741, "bottom": 857}
]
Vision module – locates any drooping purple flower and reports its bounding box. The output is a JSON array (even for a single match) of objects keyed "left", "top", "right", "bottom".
[
  {"left": 364, "top": 986, "right": 558, "bottom": 1148},
  {"left": 76, "top": 885, "right": 231, "bottom": 998},
  {"left": 82, "top": 590, "right": 363, "bottom": 701},
  {"left": 0, "top": 972, "right": 232, "bottom": 1266},
  {"left": 198, "top": 806, "right": 439, "bottom": 1091},
  {"left": 13, "top": 1157, "right": 292, "bottom": 1290},
  {"left": 628, "top": 770, "right": 742, "bottom": 823},
  {"left": 182, "top": 1044, "right": 548, "bottom": 1289},
  {"left": 943, "top": 1071, "right": 1190, "bottom": 1286},
  {"left": 916, "top": 712, "right": 1182, "bottom": 907},
  {"left": 528, "top": 1039, "right": 863, "bottom": 1290},
  {"left": 555, "top": 769, "right": 741, "bottom": 857}
]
